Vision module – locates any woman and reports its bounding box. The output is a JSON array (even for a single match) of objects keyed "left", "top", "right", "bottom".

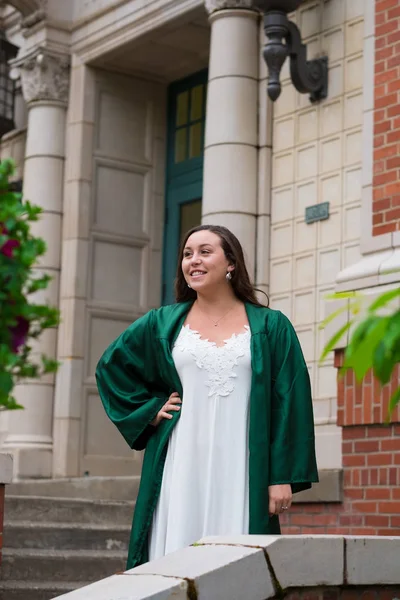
[{"left": 96, "top": 225, "right": 318, "bottom": 569}]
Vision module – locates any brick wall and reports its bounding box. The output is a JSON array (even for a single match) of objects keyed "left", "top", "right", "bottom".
[
  {"left": 373, "top": 0, "right": 400, "bottom": 236},
  {"left": 285, "top": 588, "right": 400, "bottom": 600},
  {"left": 281, "top": 351, "right": 400, "bottom": 536}
]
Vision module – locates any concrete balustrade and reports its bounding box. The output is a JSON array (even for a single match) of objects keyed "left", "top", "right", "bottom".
[{"left": 51, "top": 535, "right": 400, "bottom": 599}]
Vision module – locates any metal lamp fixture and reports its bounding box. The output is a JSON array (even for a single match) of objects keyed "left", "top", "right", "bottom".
[
  {"left": 0, "top": 29, "right": 18, "bottom": 137},
  {"left": 254, "top": 0, "right": 328, "bottom": 102}
]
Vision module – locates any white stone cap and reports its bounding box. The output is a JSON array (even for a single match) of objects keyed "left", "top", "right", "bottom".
[
  {"left": 0, "top": 454, "right": 13, "bottom": 484},
  {"left": 51, "top": 535, "right": 400, "bottom": 599}
]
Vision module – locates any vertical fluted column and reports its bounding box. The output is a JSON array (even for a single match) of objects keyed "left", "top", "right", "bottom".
[
  {"left": 2, "top": 48, "right": 70, "bottom": 478},
  {"left": 202, "top": 0, "right": 259, "bottom": 277}
]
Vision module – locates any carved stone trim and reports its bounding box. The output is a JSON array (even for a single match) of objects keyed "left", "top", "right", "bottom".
[
  {"left": 205, "top": 0, "right": 259, "bottom": 14},
  {"left": 11, "top": 48, "right": 70, "bottom": 106}
]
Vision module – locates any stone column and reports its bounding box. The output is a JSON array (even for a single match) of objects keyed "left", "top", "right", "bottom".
[
  {"left": 203, "top": 0, "right": 259, "bottom": 277},
  {"left": 2, "top": 48, "right": 70, "bottom": 479}
]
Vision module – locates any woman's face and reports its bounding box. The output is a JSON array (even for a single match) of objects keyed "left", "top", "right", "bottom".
[{"left": 181, "top": 230, "right": 233, "bottom": 293}]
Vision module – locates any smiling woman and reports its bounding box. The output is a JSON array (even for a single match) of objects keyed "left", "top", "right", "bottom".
[{"left": 96, "top": 224, "right": 318, "bottom": 569}]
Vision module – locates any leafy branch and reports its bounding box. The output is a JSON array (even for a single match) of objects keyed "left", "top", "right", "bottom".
[
  {"left": 0, "top": 159, "right": 60, "bottom": 410},
  {"left": 320, "top": 286, "right": 400, "bottom": 421}
]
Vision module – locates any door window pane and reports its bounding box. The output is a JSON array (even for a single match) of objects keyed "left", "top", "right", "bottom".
[
  {"left": 180, "top": 199, "right": 202, "bottom": 239},
  {"left": 190, "top": 85, "right": 204, "bottom": 121},
  {"left": 189, "top": 122, "right": 203, "bottom": 159},
  {"left": 176, "top": 92, "right": 189, "bottom": 127},
  {"left": 175, "top": 128, "right": 187, "bottom": 163}
]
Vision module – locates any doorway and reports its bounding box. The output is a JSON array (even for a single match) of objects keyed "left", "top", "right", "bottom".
[{"left": 162, "top": 69, "right": 208, "bottom": 305}]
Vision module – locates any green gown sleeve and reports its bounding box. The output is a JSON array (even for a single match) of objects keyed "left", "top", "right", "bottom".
[
  {"left": 95, "top": 309, "right": 166, "bottom": 451},
  {"left": 269, "top": 311, "right": 319, "bottom": 493}
]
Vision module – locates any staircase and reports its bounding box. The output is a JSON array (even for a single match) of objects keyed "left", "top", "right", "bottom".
[{"left": 0, "top": 479, "right": 138, "bottom": 600}]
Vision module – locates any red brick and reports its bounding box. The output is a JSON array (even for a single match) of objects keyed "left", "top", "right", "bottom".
[
  {"left": 387, "top": 103, "right": 400, "bottom": 118},
  {"left": 291, "top": 514, "right": 316, "bottom": 526},
  {"left": 373, "top": 223, "right": 397, "bottom": 236},
  {"left": 376, "top": 0, "right": 400, "bottom": 12},
  {"left": 339, "top": 514, "right": 363, "bottom": 526},
  {"left": 388, "top": 5, "right": 400, "bottom": 20},
  {"left": 384, "top": 207, "right": 400, "bottom": 221},
  {"left": 376, "top": 46, "right": 394, "bottom": 62},
  {"left": 367, "top": 426, "right": 393, "bottom": 437},
  {"left": 313, "top": 514, "right": 339, "bottom": 526},
  {"left": 352, "top": 501, "right": 378, "bottom": 513},
  {"left": 365, "top": 514, "right": 390, "bottom": 527},
  {"left": 375, "top": 144, "right": 398, "bottom": 160},
  {"left": 388, "top": 78, "right": 400, "bottom": 93},
  {"left": 343, "top": 426, "right": 367, "bottom": 440},
  {"left": 376, "top": 20, "right": 399, "bottom": 38},
  {"left": 375, "top": 92, "right": 398, "bottom": 109},
  {"left": 376, "top": 68, "right": 399, "bottom": 85},
  {"left": 367, "top": 453, "right": 393, "bottom": 466},
  {"left": 378, "top": 501, "right": 400, "bottom": 513},
  {"left": 388, "top": 30, "right": 400, "bottom": 45},
  {"left": 377, "top": 528, "right": 400, "bottom": 536},
  {"left": 381, "top": 438, "right": 400, "bottom": 451},
  {"left": 342, "top": 441, "right": 353, "bottom": 454},
  {"left": 386, "top": 130, "right": 400, "bottom": 143},
  {"left": 373, "top": 213, "right": 384, "bottom": 226},
  {"left": 386, "top": 156, "right": 400, "bottom": 170},
  {"left": 375, "top": 171, "right": 399, "bottom": 188},
  {"left": 346, "top": 489, "right": 364, "bottom": 500},
  {"left": 344, "top": 454, "right": 366, "bottom": 467},
  {"left": 350, "top": 527, "right": 377, "bottom": 535},
  {"left": 387, "top": 54, "right": 400, "bottom": 69},
  {"left": 365, "top": 488, "right": 391, "bottom": 500},
  {"left": 391, "top": 516, "right": 400, "bottom": 526},
  {"left": 354, "top": 440, "right": 380, "bottom": 453}
]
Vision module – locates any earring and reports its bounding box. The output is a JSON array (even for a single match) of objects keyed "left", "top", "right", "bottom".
[
  {"left": 226, "top": 272, "right": 232, "bottom": 281},
  {"left": 187, "top": 283, "right": 192, "bottom": 288}
]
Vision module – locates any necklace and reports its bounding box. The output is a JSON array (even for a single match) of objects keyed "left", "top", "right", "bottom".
[{"left": 198, "top": 304, "right": 235, "bottom": 327}]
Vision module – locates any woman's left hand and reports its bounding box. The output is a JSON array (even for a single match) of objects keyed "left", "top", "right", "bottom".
[{"left": 268, "top": 484, "right": 292, "bottom": 515}]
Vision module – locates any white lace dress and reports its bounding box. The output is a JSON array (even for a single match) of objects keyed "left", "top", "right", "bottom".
[{"left": 148, "top": 324, "right": 252, "bottom": 561}]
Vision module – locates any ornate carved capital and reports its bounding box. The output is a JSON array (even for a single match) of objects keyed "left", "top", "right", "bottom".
[
  {"left": 11, "top": 48, "right": 70, "bottom": 106},
  {"left": 205, "top": 0, "right": 259, "bottom": 14}
]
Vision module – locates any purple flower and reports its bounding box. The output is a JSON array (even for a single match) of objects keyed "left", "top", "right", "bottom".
[
  {"left": 1, "top": 239, "right": 19, "bottom": 258},
  {"left": 9, "top": 317, "right": 29, "bottom": 353}
]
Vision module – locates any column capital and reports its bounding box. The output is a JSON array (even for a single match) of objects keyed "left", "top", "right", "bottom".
[
  {"left": 11, "top": 47, "right": 70, "bottom": 106},
  {"left": 204, "top": 0, "right": 259, "bottom": 15}
]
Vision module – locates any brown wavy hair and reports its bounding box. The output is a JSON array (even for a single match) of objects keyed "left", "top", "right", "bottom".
[{"left": 174, "top": 225, "right": 269, "bottom": 306}]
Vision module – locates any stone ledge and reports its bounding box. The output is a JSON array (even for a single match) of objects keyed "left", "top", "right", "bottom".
[
  {"left": 51, "top": 535, "right": 400, "bottom": 599},
  {"left": 293, "top": 469, "right": 342, "bottom": 503},
  {"left": 0, "top": 454, "right": 13, "bottom": 485}
]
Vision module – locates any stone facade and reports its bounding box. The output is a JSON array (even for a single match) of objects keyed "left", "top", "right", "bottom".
[{"left": 0, "top": 0, "right": 399, "bottom": 538}]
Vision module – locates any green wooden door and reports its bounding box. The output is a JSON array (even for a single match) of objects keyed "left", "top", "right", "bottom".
[{"left": 162, "top": 70, "right": 208, "bottom": 305}]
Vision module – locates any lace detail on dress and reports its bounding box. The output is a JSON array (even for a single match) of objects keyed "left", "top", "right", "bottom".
[{"left": 173, "top": 325, "right": 251, "bottom": 400}]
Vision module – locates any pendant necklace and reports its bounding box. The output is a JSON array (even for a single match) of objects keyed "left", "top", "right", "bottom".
[{"left": 199, "top": 305, "right": 235, "bottom": 327}]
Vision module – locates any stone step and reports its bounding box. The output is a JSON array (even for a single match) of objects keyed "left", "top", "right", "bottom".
[
  {"left": 0, "top": 581, "right": 88, "bottom": 600},
  {"left": 0, "top": 549, "right": 127, "bottom": 583},
  {"left": 5, "top": 495, "right": 135, "bottom": 526},
  {"left": 4, "top": 521, "right": 131, "bottom": 551},
  {"left": 7, "top": 476, "right": 141, "bottom": 501}
]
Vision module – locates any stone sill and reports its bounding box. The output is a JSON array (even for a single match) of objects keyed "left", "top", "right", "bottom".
[
  {"left": 336, "top": 248, "right": 400, "bottom": 293},
  {"left": 51, "top": 535, "right": 400, "bottom": 599},
  {"left": 0, "top": 454, "right": 13, "bottom": 485},
  {"left": 293, "top": 469, "right": 342, "bottom": 503}
]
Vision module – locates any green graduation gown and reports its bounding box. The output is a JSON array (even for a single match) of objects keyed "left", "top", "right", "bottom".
[{"left": 95, "top": 301, "right": 318, "bottom": 569}]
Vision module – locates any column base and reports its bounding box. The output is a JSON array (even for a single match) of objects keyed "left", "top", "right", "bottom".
[{"left": 6, "top": 447, "right": 52, "bottom": 479}]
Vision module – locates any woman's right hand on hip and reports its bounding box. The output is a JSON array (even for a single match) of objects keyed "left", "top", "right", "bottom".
[{"left": 151, "top": 392, "right": 182, "bottom": 426}]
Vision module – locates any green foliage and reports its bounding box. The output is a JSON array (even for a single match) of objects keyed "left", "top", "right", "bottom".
[
  {"left": 320, "top": 287, "right": 400, "bottom": 421},
  {"left": 0, "top": 159, "right": 60, "bottom": 410}
]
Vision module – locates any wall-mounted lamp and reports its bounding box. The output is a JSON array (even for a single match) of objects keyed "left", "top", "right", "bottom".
[{"left": 254, "top": 0, "right": 328, "bottom": 103}]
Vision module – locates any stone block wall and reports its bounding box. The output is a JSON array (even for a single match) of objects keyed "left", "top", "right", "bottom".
[
  {"left": 0, "top": 455, "right": 13, "bottom": 566},
  {"left": 281, "top": 350, "right": 400, "bottom": 536},
  {"left": 286, "top": 588, "right": 400, "bottom": 600},
  {"left": 373, "top": 0, "right": 400, "bottom": 236}
]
